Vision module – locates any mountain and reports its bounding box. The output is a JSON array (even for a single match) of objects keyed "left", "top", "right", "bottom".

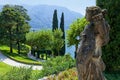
[
  {"left": 24, "top": 5, "right": 83, "bottom": 30},
  {"left": 0, "top": 5, "right": 83, "bottom": 30},
  {"left": 0, "top": 6, "right": 2, "bottom": 12}
]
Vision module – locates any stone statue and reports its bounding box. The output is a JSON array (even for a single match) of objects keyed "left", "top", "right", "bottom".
[{"left": 76, "top": 6, "right": 110, "bottom": 80}]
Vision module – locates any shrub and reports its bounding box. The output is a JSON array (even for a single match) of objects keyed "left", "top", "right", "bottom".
[
  {"left": 0, "top": 67, "right": 32, "bottom": 80},
  {"left": 38, "top": 54, "right": 75, "bottom": 78},
  {"left": 97, "top": 0, "right": 120, "bottom": 71},
  {"left": 48, "top": 68, "right": 78, "bottom": 80},
  {"left": 48, "top": 68, "right": 120, "bottom": 80}
]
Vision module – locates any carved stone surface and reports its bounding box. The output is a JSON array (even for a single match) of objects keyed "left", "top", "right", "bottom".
[{"left": 76, "top": 6, "right": 110, "bottom": 80}]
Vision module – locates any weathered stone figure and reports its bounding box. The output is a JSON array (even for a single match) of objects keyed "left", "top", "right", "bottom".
[{"left": 76, "top": 6, "right": 110, "bottom": 80}]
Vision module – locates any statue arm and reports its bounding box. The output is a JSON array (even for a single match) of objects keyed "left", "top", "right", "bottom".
[{"left": 93, "top": 13, "right": 107, "bottom": 40}]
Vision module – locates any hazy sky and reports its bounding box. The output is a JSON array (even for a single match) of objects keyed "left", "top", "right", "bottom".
[{"left": 0, "top": 0, "right": 96, "bottom": 15}]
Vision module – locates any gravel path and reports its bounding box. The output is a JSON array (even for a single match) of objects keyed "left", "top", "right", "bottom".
[{"left": 0, "top": 52, "right": 43, "bottom": 70}]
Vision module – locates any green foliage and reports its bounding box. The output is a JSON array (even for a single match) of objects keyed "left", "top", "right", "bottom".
[
  {"left": 60, "top": 13, "right": 65, "bottom": 35},
  {"left": 51, "top": 29, "right": 64, "bottom": 56},
  {"left": 14, "top": 5, "right": 30, "bottom": 21},
  {"left": 26, "top": 30, "right": 52, "bottom": 50},
  {"left": 48, "top": 68, "right": 78, "bottom": 80},
  {"left": 52, "top": 9, "right": 58, "bottom": 31},
  {"left": 60, "top": 12, "right": 65, "bottom": 56},
  {"left": 26, "top": 29, "right": 64, "bottom": 56},
  {"left": 48, "top": 68, "right": 120, "bottom": 80},
  {"left": 0, "top": 4, "right": 30, "bottom": 53},
  {"left": 67, "top": 18, "right": 88, "bottom": 50},
  {"left": 97, "top": 0, "right": 120, "bottom": 71},
  {"left": 29, "top": 70, "right": 41, "bottom": 80},
  {"left": 26, "top": 31, "right": 36, "bottom": 46},
  {"left": 38, "top": 54, "right": 75, "bottom": 78},
  {"left": 37, "top": 30, "right": 52, "bottom": 49},
  {"left": 0, "top": 67, "right": 32, "bottom": 80},
  {"left": 104, "top": 71, "right": 120, "bottom": 80}
]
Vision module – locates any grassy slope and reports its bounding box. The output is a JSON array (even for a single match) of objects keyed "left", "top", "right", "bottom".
[{"left": 0, "top": 45, "right": 41, "bottom": 65}]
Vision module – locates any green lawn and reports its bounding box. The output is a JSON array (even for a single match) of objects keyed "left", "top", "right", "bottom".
[
  {"left": 0, "top": 45, "right": 42, "bottom": 65},
  {"left": 0, "top": 62, "right": 11, "bottom": 75}
]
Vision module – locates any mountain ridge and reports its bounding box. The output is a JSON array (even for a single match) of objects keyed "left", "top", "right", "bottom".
[{"left": 0, "top": 4, "right": 83, "bottom": 30}]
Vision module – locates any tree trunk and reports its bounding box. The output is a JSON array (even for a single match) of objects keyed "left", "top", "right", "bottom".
[
  {"left": 60, "top": 44, "right": 65, "bottom": 56},
  {"left": 10, "top": 39, "right": 13, "bottom": 53},
  {"left": 36, "top": 50, "right": 40, "bottom": 59},
  {"left": 57, "top": 50, "right": 60, "bottom": 56},
  {"left": 16, "top": 23, "right": 20, "bottom": 54},
  {"left": 46, "top": 52, "right": 47, "bottom": 60},
  {"left": 17, "top": 41, "right": 20, "bottom": 54},
  {"left": 9, "top": 28, "right": 13, "bottom": 53},
  {"left": 31, "top": 46, "right": 34, "bottom": 55},
  {"left": 75, "top": 44, "right": 78, "bottom": 58}
]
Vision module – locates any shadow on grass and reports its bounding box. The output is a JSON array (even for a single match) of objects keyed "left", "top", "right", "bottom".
[{"left": 1, "top": 50, "right": 18, "bottom": 57}]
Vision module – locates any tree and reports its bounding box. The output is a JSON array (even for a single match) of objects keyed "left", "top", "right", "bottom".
[
  {"left": 26, "top": 29, "right": 64, "bottom": 57},
  {"left": 26, "top": 31, "right": 37, "bottom": 56},
  {"left": 0, "top": 5, "right": 17, "bottom": 53},
  {"left": 36, "top": 30, "right": 52, "bottom": 50},
  {"left": 13, "top": 5, "right": 30, "bottom": 54},
  {"left": 52, "top": 9, "right": 58, "bottom": 31},
  {"left": 60, "top": 12, "right": 65, "bottom": 56},
  {"left": 51, "top": 29, "right": 64, "bottom": 56},
  {"left": 97, "top": 0, "right": 120, "bottom": 71},
  {"left": 26, "top": 32, "right": 36, "bottom": 47},
  {"left": 0, "top": 5, "right": 30, "bottom": 54},
  {"left": 26, "top": 30, "right": 53, "bottom": 58},
  {"left": 67, "top": 18, "right": 88, "bottom": 58}
]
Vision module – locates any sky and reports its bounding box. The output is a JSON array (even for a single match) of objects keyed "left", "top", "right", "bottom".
[{"left": 0, "top": 0, "right": 96, "bottom": 15}]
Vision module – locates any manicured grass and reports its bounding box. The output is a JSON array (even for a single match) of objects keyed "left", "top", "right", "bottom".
[
  {"left": 0, "top": 45, "right": 42, "bottom": 65},
  {"left": 0, "top": 62, "right": 11, "bottom": 75}
]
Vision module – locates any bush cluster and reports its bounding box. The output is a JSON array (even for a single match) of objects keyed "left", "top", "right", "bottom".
[
  {"left": 97, "top": 0, "right": 120, "bottom": 71},
  {"left": 48, "top": 68, "right": 120, "bottom": 80},
  {"left": 0, "top": 67, "right": 33, "bottom": 80},
  {"left": 0, "top": 55, "right": 75, "bottom": 80},
  {"left": 38, "top": 54, "right": 75, "bottom": 78},
  {"left": 48, "top": 68, "right": 78, "bottom": 80}
]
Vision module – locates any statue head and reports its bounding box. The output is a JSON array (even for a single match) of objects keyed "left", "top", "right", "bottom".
[{"left": 85, "top": 6, "right": 106, "bottom": 22}]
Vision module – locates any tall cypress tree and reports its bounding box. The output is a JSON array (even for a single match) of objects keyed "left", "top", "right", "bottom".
[
  {"left": 52, "top": 9, "right": 58, "bottom": 31},
  {"left": 60, "top": 12, "right": 65, "bottom": 55},
  {"left": 97, "top": 0, "right": 120, "bottom": 71}
]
